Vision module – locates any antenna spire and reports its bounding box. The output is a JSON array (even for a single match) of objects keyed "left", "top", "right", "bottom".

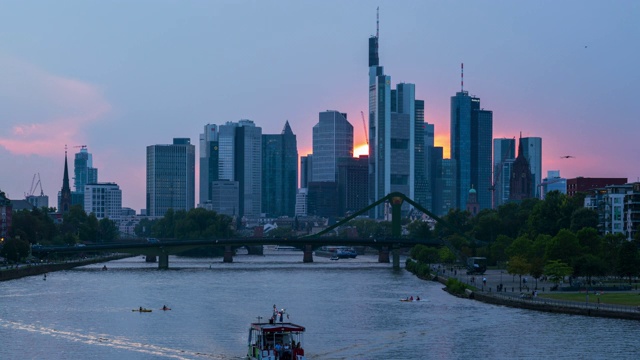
[
  {"left": 461, "top": 63, "right": 464, "bottom": 92},
  {"left": 376, "top": 7, "right": 379, "bottom": 39}
]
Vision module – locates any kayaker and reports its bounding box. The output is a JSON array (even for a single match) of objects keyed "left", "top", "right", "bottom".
[
  {"left": 162, "top": 305, "right": 168, "bottom": 310},
  {"left": 139, "top": 306, "right": 143, "bottom": 312}
]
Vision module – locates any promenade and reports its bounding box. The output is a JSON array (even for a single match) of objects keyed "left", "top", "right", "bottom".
[
  {"left": 434, "top": 267, "right": 640, "bottom": 320},
  {"left": 0, "top": 254, "right": 131, "bottom": 282}
]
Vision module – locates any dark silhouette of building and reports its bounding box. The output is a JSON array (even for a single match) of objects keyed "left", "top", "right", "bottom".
[
  {"left": 337, "top": 155, "right": 368, "bottom": 216},
  {"left": 262, "top": 121, "right": 298, "bottom": 217},
  {"left": 509, "top": 136, "right": 533, "bottom": 202},
  {"left": 307, "top": 182, "right": 339, "bottom": 218},
  {"left": 466, "top": 186, "right": 479, "bottom": 216},
  {"left": 59, "top": 150, "right": 72, "bottom": 214}
]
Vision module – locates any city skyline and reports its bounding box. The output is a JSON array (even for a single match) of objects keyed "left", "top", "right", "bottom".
[{"left": 1, "top": 1, "right": 638, "bottom": 211}]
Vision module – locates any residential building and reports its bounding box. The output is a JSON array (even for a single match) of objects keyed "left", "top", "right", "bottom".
[
  {"left": 262, "top": 121, "right": 298, "bottom": 217},
  {"left": 566, "top": 177, "right": 627, "bottom": 197},
  {"left": 312, "top": 111, "right": 353, "bottom": 182},
  {"left": 0, "top": 190, "right": 11, "bottom": 239},
  {"left": 146, "top": 138, "right": 195, "bottom": 217}
]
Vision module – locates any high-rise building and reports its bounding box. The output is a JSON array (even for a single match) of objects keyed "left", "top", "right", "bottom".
[
  {"left": 450, "top": 86, "right": 493, "bottom": 210},
  {"left": 312, "top": 111, "right": 353, "bottom": 182},
  {"left": 367, "top": 17, "right": 423, "bottom": 217},
  {"left": 300, "top": 155, "right": 313, "bottom": 189},
  {"left": 232, "top": 120, "right": 262, "bottom": 219},
  {"left": 521, "top": 137, "right": 542, "bottom": 198},
  {"left": 210, "top": 180, "right": 240, "bottom": 217},
  {"left": 199, "top": 124, "right": 219, "bottom": 206},
  {"left": 423, "top": 122, "right": 436, "bottom": 212},
  {"left": 146, "top": 138, "right": 195, "bottom": 217},
  {"left": 337, "top": 155, "right": 368, "bottom": 216},
  {"left": 262, "top": 121, "right": 298, "bottom": 217},
  {"left": 74, "top": 146, "right": 98, "bottom": 194},
  {"left": 84, "top": 183, "right": 122, "bottom": 222},
  {"left": 492, "top": 138, "right": 516, "bottom": 208}
]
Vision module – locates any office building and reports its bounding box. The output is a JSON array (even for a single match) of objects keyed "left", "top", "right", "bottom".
[
  {"left": 199, "top": 124, "right": 220, "bottom": 206},
  {"left": 295, "top": 188, "right": 308, "bottom": 216},
  {"left": 450, "top": 86, "right": 493, "bottom": 211},
  {"left": 337, "top": 155, "right": 369, "bottom": 216},
  {"left": 521, "top": 137, "right": 542, "bottom": 198},
  {"left": 210, "top": 180, "right": 240, "bottom": 217},
  {"left": 262, "top": 121, "right": 298, "bottom": 217},
  {"left": 74, "top": 146, "right": 98, "bottom": 193},
  {"left": 84, "top": 183, "right": 122, "bottom": 222},
  {"left": 312, "top": 111, "right": 353, "bottom": 182},
  {"left": 367, "top": 19, "right": 423, "bottom": 217},
  {"left": 509, "top": 137, "right": 533, "bottom": 202},
  {"left": 493, "top": 138, "right": 516, "bottom": 208},
  {"left": 540, "top": 170, "right": 567, "bottom": 199},
  {"left": 307, "top": 182, "right": 339, "bottom": 218},
  {"left": 300, "top": 155, "right": 313, "bottom": 189},
  {"left": 146, "top": 138, "right": 195, "bottom": 217}
]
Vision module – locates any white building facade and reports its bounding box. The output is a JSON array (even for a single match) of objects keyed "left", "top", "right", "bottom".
[{"left": 84, "top": 183, "right": 122, "bottom": 222}]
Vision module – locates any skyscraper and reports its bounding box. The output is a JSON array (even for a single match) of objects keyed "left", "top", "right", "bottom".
[
  {"left": 450, "top": 84, "right": 493, "bottom": 210},
  {"left": 492, "top": 138, "right": 516, "bottom": 208},
  {"left": 199, "top": 124, "right": 219, "bottom": 206},
  {"left": 312, "top": 111, "right": 353, "bottom": 182},
  {"left": 367, "top": 14, "right": 423, "bottom": 217},
  {"left": 521, "top": 137, "right": 542, "bottom": 198},
  {"left": 262, "top": 121, "right": 298, "bottom": 217},
  {"left": 74, "top": 146, "right": 98, "bottom": 194},
  {"left": 146, "top": 138, "right": 195, "bottom": 217},
  {"left": 233, "top": 120, "right": 262, "bottom": 218}
]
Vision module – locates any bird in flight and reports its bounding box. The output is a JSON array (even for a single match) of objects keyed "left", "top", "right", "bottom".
[{"left": 560, "top": 155, "right": 575, "bottom": 159}]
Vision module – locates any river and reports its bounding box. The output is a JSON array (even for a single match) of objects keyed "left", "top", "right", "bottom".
[{"left": 1, "top": 250, "right": 638, "bottom": 359}]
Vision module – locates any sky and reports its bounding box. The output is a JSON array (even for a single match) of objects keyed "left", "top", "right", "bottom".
[{"left": 1, "top": 1, "right": 639, "bottom": 212}]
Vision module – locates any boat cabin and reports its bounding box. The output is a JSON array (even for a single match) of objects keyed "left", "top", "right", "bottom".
[{"left": 247, "top": 322, "right": 306, "bottom": 360}]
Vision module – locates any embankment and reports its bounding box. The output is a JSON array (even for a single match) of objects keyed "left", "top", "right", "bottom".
[{"left": 0, "top": 254, "right": 131, "bottom": 282}]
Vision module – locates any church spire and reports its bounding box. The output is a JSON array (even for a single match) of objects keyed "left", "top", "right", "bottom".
[{"left": 60, "top": 146, "right": 72, "bottom": 213}]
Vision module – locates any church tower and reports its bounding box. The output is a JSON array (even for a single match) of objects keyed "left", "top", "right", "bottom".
[
  {"left": 509, "top": 135, "right": 533, "bottom": 202},
  {"left": 59, "top": 148, "right": 72, "bottom": 213}
]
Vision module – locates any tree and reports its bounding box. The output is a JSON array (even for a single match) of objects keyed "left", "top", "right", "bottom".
[
  {"left": 470, "top": 210, "right": 501, "bottom": 243},
  {"left": 0, "top": 236, "right": 30, "bottom": 262},
  {"left": 505, "top": 235, "right": 533, "bottom": 259},
  {"left": 489, "top": 234, "right": 513, "bottom": 266},
  {"left": 544, "top": 260, "right": 573, "bottom": 287},
  {"left": 98, "top": 218, "right": 119, "bottom": 242},
  {"left": 545, "top": 229, "right": 582, "bottom": 265},
  {"left": 617, "top": 241, "right": 640, "bottom": 283},
  {"left": 507, "top": 255, "right": 531, "bottom": 290},
  {"left": 438, "top": 247, "right": 456, "bottom": 264},
  {"left": 407, "top": 220, "right": 433, "bottom": 241},
  {"left": 576, "top": 227, "right": 602, "bottom": 256},
  {"left": 570, "top": 208, "right": 599, "bottom": 233},
  {"left": 573, "top": 254, "right": 607, "bottom": 289},
  {"left": 410, "top": 245, "right": 439, "bottom": 265}
]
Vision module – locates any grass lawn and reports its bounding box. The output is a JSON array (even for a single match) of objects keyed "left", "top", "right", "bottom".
[{"left": 539, "top": 292, "right": 640, "bottom": 306}]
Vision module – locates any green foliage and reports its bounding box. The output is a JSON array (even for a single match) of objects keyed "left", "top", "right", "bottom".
[
  {"left": 8, "top": 207, "right": 57, "bottom": 244},
  {"left": 543, "top": 260, "right": 573, "bottom": 285},
  {"left": 489, "top": 234, "right": 512, "bottom": 265},
  {"left": 405, "top": 258, "right": 432, "bottom": 278},
  {"left": 438, "top": 247, "right": 456, "bottom": 264},
  {"left": 570, "top": 208, "right": 599, "bottom": 233},
  {"left": 0, "top": 236, "right": 31, "bottom": 262},
  {"left": 445, "top": 278, "right": 468, "bottom": 295},
  {"left": 406, "top": 220, "right": 433, "bottom": 240},
  {"left": 617, "top": 241, "right": 640, "bottom": 283},
  {"left": 410, "top": 245, "right": 439, "bottom": 264},
  {"left": 507, "top": 255, "right": 531, "bottom": 278},
  {"left": 545, "top": 229, "right": 582, "bottom": 265},
  {"left": 151, "top": 208, "right": 233, "bottom": 240},
  {"left": 576, "top": 227, "right": 602, "bottom": 255},
  {"left": 572, "top": 254, "right": 607, "bottom": 285},
  {"left": 506, "top": 235, "right": 533, "bottom": 259}
]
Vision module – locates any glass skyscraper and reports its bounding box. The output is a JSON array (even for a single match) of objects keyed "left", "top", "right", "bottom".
[
  {"left": 262, "top": 121, "right": 298, "bottom": 217},
  {"left": 521, "top": 137, "right": 542, "bottom": 198},
  {"left": 451, "top": 91, "right": 493, "bottom": 210},
  {"left": 311, "top": 111, "right": 353, "bottom": 182}
]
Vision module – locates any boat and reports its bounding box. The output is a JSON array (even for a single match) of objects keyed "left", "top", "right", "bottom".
[
  {"left": 132, "top": 308, "right": 152, "bottom": 312},
  {"left": 247, "top": 307, "right": 306, "bottom": 360},
  {"left": 330, "top": 255, "right": 339, "bottom": 261}
]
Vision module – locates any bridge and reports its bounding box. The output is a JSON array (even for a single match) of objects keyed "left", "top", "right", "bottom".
[{"left": 32, "top": 192, "right": 472, "bottom": 269}]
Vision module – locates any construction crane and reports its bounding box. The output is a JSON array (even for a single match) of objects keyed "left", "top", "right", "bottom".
[
  {"left": 25, "top": 173, "right": 45, "bottom": 197},
  {"left": 360, "top": 111, "right": 369, "bottom": 145}
]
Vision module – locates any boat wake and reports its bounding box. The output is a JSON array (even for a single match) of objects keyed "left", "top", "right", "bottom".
[{"left": 0, "top": 318, "right": 227, "bottom": 359}]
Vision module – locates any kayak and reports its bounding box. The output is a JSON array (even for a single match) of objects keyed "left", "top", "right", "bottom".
[
  {"left": 132, "top": 309, "right": 152, "bottom": 312},
  {"left": 160, "top": 308, "right": 171, "bottom": 311}
]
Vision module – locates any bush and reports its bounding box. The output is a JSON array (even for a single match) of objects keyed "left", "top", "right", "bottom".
[{"left": 446, "top": 278, "right": 467, "bottom": 295}]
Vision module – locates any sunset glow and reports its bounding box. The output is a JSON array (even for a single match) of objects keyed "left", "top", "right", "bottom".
[{"left": 354, "top": 143, "right": 369, "bottom": 158}]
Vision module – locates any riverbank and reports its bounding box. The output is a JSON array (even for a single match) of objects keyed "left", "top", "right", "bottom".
[
  {"left": 431, "top": 273, "right": 640, "bottom": 321},
  {"left": 0, "top": 254, "right": 132, "bottom": 282}
]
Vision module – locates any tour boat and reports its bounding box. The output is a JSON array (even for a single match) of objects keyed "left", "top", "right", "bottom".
[{"left": 247, "top": 307, "right": 306, "bottom": 360}]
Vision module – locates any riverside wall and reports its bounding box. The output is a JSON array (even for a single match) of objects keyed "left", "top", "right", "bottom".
[{"left": 0, "top": 254, "right": 131, "bottom": 282}]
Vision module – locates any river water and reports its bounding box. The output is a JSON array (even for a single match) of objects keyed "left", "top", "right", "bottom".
[{"left": 1, "top": 250, "right": 639, "bottom": 359}]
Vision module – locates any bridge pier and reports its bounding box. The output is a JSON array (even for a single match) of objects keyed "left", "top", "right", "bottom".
[
  {"left": 158, "top": 254, "right": 169, "bottom": 269},
  {"left": 378, "top": 247, "right": 390, "bottom": 263},
  {"left": 303, "top": 244, "right": 313, "bottom": 263},
  {"left": 223, "top": 246, "right": 233, "bottom": 263},
  {"left": 392, "top": 247, "right": 400, "bottom": 269}
]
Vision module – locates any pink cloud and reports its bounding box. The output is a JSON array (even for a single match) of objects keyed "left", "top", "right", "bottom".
[{"left": 0, "top": 56, "right": 111, "bottom": 157}]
